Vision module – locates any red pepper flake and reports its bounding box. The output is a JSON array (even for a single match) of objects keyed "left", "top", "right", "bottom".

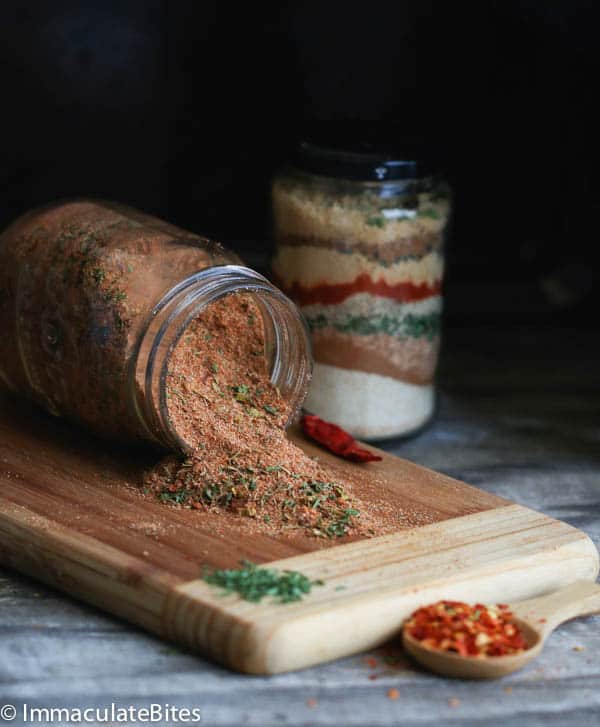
[
  {"left": 364, "top": 656, "right": 379, "bottom": 669},
  {"left": 302, "top": 414, "right": 382, "bottom": 463},
  {"left": 306, "top": 698, "right": 317, "bottom": 708},
  {"left": 404, "top": 600, "right": 529, "bottom": 658},
  {"left": 448, "top": 698, "right": 461, "bottom": 708},
  {"left": 368, "top": 674, "right": 378, "bottom": 681},
  {"left": 387, "top": 688, "right": 400, "bottom": 700}
]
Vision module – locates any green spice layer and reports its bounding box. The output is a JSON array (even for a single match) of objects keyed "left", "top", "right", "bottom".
[{"left": 305, "top": 310, "right": 441, "bottom": 341}]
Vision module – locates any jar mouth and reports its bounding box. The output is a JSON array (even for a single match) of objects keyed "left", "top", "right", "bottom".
[{"left": 130, "top": 265, "right": 312, "bottom": 452}]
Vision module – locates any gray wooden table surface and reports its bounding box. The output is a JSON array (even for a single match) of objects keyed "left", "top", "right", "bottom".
[{"left": 1, "top": 326, "right": 599, "bottom": 726}]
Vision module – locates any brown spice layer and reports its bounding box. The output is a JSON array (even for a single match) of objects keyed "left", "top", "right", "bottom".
[
  {"left": 311, "top": 328, "right": 438, "bottom": 385},
  {"left": 271, "top": 180, "right": 449, "bottom": 250},
  {"left": 144, "top": 293, "right": 400, "bottom": 540},
  {"left": 275, "top": 231, "right": 443, "bottom": 265}
]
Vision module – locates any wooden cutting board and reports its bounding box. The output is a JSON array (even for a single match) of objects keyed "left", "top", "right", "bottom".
[{"left": 0, "top": 393, "right": 597, "bottom": 674}]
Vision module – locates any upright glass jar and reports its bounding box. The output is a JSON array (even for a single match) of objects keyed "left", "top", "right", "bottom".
[
  {"left": 272, "top": 141, "right": 450, "bottom": 440},
  {"left": 0, "top": 200, "right": 311, "bottom": 450}
]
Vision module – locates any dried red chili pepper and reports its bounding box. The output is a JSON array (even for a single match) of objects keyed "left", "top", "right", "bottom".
[
  {"left": 301, "top": 414, "right": 382, "bottom": 463},
  {"left": 404, "top": 600, "right": 529, "bottom": 658}
]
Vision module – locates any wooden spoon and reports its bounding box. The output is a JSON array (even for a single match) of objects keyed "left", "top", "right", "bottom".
[{"left": 402, "top": 580, "right": 600, "bottom": 679}]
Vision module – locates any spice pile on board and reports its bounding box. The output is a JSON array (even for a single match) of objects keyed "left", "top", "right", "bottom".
[
  {"left": 404, "top": 601, "right": 529, "bottom": 657},
  {"left": 144, "top": 293, "right": 396, "bottom": 539}
]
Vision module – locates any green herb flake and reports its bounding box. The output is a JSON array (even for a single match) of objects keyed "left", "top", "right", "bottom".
[
  {"left": 203, "top": 560, "right": 323, "bottom": 603},
  {"left": 159, "top": 488, "right": 193, "bottom": 505},
  {"left": 263, "top": 404, "right": 278, "bottom": 415},
  {"left": 418, "top": 207, "right": 441, "bottom": 220},
  {"left": 231, "top": 384, "right": 251, "bottom": 402},
  {"left": 326, "top": 507, "right": 361, "bottom": 538},
  {"left": 366, "top": 215, "right": 386, "bottom": 228},
  {"left": 91, "top": 267, "right": 105, "bottom": 285}
]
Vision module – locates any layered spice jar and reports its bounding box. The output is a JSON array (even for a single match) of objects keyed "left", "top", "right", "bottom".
[
  {"left": 0, "top": 200, "right": 311, "bottom": 450},
  {"left": 271, "top": 141, "right": 451, "bottom": 440}
]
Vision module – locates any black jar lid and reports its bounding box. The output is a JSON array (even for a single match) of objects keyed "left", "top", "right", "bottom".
[{"left": 289, "top": 137, "right": 436, "bottom": 182}]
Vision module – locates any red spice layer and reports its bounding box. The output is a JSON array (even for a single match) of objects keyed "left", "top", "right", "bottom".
[{"left": 276, "top": 273, "right": 442, "bottom": 306}]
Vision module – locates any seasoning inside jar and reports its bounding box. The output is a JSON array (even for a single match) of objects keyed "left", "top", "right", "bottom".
[{"left": 272, "top": 140, "right": 451, "bottom": 440}]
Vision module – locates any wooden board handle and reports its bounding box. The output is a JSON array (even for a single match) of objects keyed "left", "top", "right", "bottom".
[{"left": 512, "top": 580, "right": 600, "bottom": 635}]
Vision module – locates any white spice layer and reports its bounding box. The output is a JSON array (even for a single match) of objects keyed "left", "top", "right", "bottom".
[
  {"left": 305, "top": 363, "right": 435, "bottom": 440},
  {"left": 300, "top": 291, "right": 443, "bottom": 323}
]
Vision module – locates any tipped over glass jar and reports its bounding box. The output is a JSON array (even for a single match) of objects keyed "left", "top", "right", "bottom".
[
  {"left": 271, "top": 141, "right": 451, "bottom": 440},
  {"left": 0, "top": 200, "right": 311, "bottom": 450}
]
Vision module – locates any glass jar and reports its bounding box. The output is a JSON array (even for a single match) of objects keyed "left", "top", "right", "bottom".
[
  {"left": 272, "top": 141, "right": 450, "bottom": 440},
  {"left": 0, "top": 199, "right": 311, "bottom": 451}
]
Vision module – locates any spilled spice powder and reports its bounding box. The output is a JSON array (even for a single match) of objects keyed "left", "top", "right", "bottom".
[{"left": 143, "top": 292, "right": 389, "bottom": 539}]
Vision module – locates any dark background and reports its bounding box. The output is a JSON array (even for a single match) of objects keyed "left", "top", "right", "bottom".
[{"left": 0, "top": 1, "right": 597, "bottom": 327}]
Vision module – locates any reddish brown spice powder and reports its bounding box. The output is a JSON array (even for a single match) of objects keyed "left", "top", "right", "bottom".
[{"left": 143, "top": 293, "right": 389, "bottom": 539}]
